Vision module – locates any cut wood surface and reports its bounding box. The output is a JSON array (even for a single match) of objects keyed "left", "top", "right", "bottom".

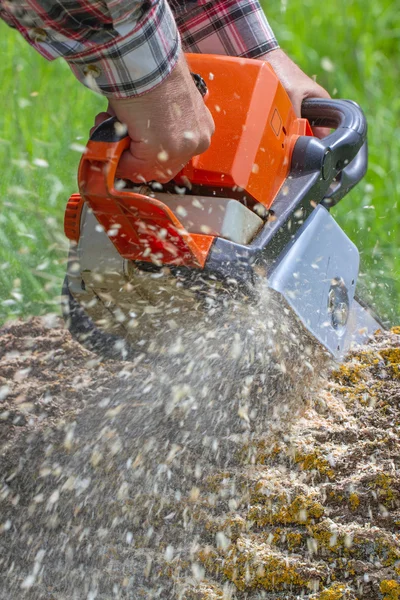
[{"left": 0, "top": 318, "right": 399, "bottom": 599}]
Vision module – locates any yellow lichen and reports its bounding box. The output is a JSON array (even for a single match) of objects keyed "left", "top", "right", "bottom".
[
  {"left": 248, "top": 494, "right": 324, "bottom": 526},
  {"left": 266, "top": 527, "right": 284, "bottom": 547},
  {"left": 331, "top": 351, "right": 379, "bottom": 386},
  {"left": 380, "top": 579, "right": 400, "bottom": 600},
  {"left": 331, "top": 346, "right": 400, "bottom": 405},
  {"left": 311, "top": 583, "right": 347, "bottom": 599},
  {"left": 391, "top": 326, "right": 400, "bottom": 335},
  {"left": 378, "top": 348, "right": 400, "bottom": 380},
  {"left": 177, "top": 334, "right": 399, "bottom": 594},
  {"left": 332, "top": 364, "right": 364, "bottom": 386},
  {"left": 375, "top": 538, "right": 400, "bottom": 567},
  {"left": 309, "top": 521, "right": 400, "bottom": 566},
  {"left": 181, "top": 583, "right": 224, "bottom": 600},
  {"left": 330, "top": 351, "right": 383, "bottom": 401},
  {"left": 204, "top": 472, "right": 233, "bottom": 494},
  {"left": 309, "top": 522, "right": 343, "bottom": 555},
  {"left": 198, "top": 540, "right": 309, "bottom": 592},
  {"left": 349, "top": 492, "right": 360, "bottom": 510},
  {"left": 368, "top": 473, "right": 398, "bottom": 506},
  {"left": 294, "top": 450, "right": 335, "bottom": 479},
  {"left": 286, "top": 532, "right": 303, "bottom": 550},
  {"left": 204, "top": 514, "right": 247, "bottom": 542},
  {"left": 224, "top": 552, "right": 304, "bottom": 591},
  {"left": 238, "top": 440, "right": 282, "bottom": 465}
]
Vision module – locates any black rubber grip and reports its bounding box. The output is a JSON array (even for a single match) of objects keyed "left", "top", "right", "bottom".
[
  {"left": 292, "top": 98, "right": 368, "bottom": 205},
  {"left": 301, "top": 98, "right": 367, "bottom": 138},
  {"left": 191, "top": 72, "right": 208, "bottom": 97},
  {"left": 90, "top": 116, "right": 128, "bottom": 143}
]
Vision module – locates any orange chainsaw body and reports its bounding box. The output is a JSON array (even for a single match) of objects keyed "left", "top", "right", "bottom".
[{"left": 65, "top": 54, "right": 313, "bottom": 268}]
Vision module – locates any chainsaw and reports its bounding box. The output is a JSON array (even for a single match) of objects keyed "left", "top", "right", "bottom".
[{"left": 62, "top": 53, "right": 381, "bottom": 360}]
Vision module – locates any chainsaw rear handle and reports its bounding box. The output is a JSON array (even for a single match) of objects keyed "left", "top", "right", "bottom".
[
  {"left": 90, "top": 96, "right": 366, "bottom": 141},
  {"left": 88, "top": 96, "right": 367, "bottom": 211},
  {"left": 89, "top": 96, "right": 367, "bottom": 183},
  {"left": 301, "top": 98, "right": 366, "bottom": 135},
  {"left": 90, "top": 116, "right": 127, "bottom": 143},
  {"left": 322, "top": 141, "right": 368, "bottom": 208},
  {"left": 296, "top": 98, "right": 368, "bottom": 205}
]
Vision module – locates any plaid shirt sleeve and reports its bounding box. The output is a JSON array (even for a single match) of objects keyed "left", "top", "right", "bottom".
[
  {"left": 0, "top": 0, "right": 278, "bottom": 98},
  {"left": 173, "top": 0, "right": 278, "bottom": 59}
]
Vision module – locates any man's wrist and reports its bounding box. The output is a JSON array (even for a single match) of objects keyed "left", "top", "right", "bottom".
[
  {"left": 108, "top": 51, "right": 194, "bottom": 113},
  {"left": 257, "top": 48, "right": 283, "bottom": 61}
]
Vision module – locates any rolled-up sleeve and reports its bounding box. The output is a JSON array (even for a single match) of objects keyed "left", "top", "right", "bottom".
[
  {"left": 173, "top": 0, "right": 279, "bottom": 58},
  {"left": 0, "top": 0, "right": 278, "bottom": 98},
  {"left": 67, "top": 0, "right": 181, "bottom": 97},
  {"left": 0, "top": 0, "right": 181, "bottom": 98}
]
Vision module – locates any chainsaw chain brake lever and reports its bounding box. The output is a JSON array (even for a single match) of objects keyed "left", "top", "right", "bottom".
[{"left": 295, "top": 98, "right": 368, "bottom": 207}]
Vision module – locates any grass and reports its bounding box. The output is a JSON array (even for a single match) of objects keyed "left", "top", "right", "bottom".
[
  {"left": 0, "top": 32, "right": 104, "bottom": 321},
  {"left": 268, "top": 0, "right": 400, "bottom": 323},
  {"left": 0, "top": 0, "right": 399, "bottom": 323}
]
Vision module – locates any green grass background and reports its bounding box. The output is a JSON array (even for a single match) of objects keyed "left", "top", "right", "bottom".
[{"left": 0, "top": 0, "right": 399, "bottom": 323}]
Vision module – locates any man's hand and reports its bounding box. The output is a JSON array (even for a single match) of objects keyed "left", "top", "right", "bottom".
[
  {"left": 261, "top": 49, "right": 331, "bottom": 138},
  {"left": 93, "top": 53, "right": 215, "bottom": 183}
]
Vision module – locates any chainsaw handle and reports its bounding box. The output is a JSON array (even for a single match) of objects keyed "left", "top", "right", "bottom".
[
  {"left": 301, "top": 98, "right": 367, "bottom": 136},
  {"left": 90, "top": 116, "right": 128, "bottom": 143},
  {"left": 293, "top": 98, "right": 368, "bottom": 204},
  {"left": 302, "top": 98, "right": 369, "bottom": 206},
  {"left": 88, "top": 98, "right": 367, "bottom": 207},
  {"left": 322, "top": 141, "right": 368, "bottom": 208}
]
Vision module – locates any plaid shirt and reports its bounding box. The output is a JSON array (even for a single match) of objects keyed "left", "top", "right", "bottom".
[{"left": 0, "top": 0, "right": 278, "bottom": 98}]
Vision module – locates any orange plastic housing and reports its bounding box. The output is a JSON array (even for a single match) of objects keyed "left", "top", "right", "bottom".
[
  {"left": 64, "top": 193, "right": 84, "bottom": 243},
  {"left": 179, "top": 54, "right": 312, "bottom": 208},
  {"left": 77, "top": 138, "right": 214, "bottom": 267},
  {"left": 66, "top": 54, "right": 313, "bottom": 268}
]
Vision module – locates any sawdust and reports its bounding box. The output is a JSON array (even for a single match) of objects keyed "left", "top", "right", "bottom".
[{"left": 0, "top": 316, "right": 399, "bottom": 599}]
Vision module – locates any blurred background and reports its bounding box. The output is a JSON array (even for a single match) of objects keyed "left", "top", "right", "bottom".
[{"left": 0, "top": 0, "right": 399, "bottom": 324}]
